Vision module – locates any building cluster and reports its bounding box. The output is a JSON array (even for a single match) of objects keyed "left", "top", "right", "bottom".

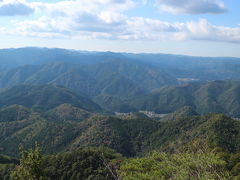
[
  {"left": 114, "top": 111, "right": 168, "bottom": 119},
  {"left": 139, "top": 111, "right": 168, "bottom": 118}
]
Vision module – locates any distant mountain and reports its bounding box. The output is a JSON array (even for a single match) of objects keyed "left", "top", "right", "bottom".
[
  {"left": 0, "top": 65, "right": 41, "bottom": 88},
  {"left": 0, "top": 59, "right": 179, "bottom": 112},
  {"left": 2, "top": 47, "right": 240, "bottom": 179},
  {"left": 1, "top": 47, "right": 240, "bottom": 83},
  {"left": 0, "top": 59, "right": 177, "bottom": 92},
  {"left": 125, "top": 53, "right": 240, "bottom": 81},
  {"left": 0, "top": 85, "right": 102, "bottom": 112},
  {"left": 82, "top": 59, "right": 178, "bottom": 92},
  {"left": 129, "top": 80, "right": 240, "bottom": 117},
  {"left": 0, "top": 47, "right": 116, "bottom": 71},
  {"left": 2, "top": 48, "right": 240, "bottom": 110},
  {"left": 0, "top": 62, "right": 79, "bottom": 88}
]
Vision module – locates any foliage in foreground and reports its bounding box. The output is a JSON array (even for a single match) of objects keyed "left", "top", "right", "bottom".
[
  {"left": 0, "top": 155, "right": 18, "bottom": 180},
  {"left": 5, "top": 140, "right": 240, "bottom": 180},
  {"left": 42, "top": 147, "right": 123, "bottom": 180},
  {"left": 9, "top": 145, "right": 123, "bottom": 180},
  {"left": 119, "top": 141, "right": 231, "bottom": 180},
  {"left": 10, "top": 144, "right": 47, "bottom": 180}
]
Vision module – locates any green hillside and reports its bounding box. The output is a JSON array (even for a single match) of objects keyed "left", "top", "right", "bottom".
[
  {"left": 1, "top": 48, "right": 240, "bottom": 82},
  {"left": 0, "top": 104, "right": 239, "bottom": 158},
  {"left": 130, "top": 80, "right": 240, "bottom": 117},
  {"left": 0, "top": 59, "right": 180, "bottom": 112},
  {"left": 82, "top": 59, "right": 178, "bottom": 92},
  {"left": 0, "top": 105, "right": 33, "bottom": 122},
  {"left": 46, "top": 104, "right": 93, "bottom": 122},
  {"left": 0, "top": 105, "right": 239, "bottom": 179},
  {"left": 160, "top": 106, "right": 199, "bottom": 121},
  {"left": 0, "top": 59, "right": 177, "bottom": 94},
  {"left": 0, "top": 85, "right": 102, "bottom": 112}
]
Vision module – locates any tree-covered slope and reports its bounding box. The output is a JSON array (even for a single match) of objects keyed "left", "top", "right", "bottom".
[
  {"left": 0, "top": 59, "right": 177, "bottom": 100},
  {"left": 1, "top": 47, "right": 240, "bottom": 82},
  {"left": 0, "top": 85, "right": 102, "bottom": 112},
  {"left": 0, "top": 104, "right": 159, "bottom": 157},
  {"left": 0, "top": 105, "right": 33, "bottom": 122},
  {"left": 0, "top": 104, "right": 239, "bottom": 158},
  {"left": 2, "top": 48, "right": 240, "bottom": 114},
  {"left": 0, "top": 154, "right": 18, "bottom": 180},
  {"left": 82, "top": 59, "right": 178, "bottom": 92},
  {"left": 0, "top": 47, "right": 110, "bottom": 71},
  {"left": 46, "top": 104, "right": 93, "bottom": 122},
  {"left": 0, "top": 105, "right": 90, "bottom": 156},
  {"left": 150, "top": 113, "right": 240, "bottom": 153},
  {"left": 130, "top": 80, "right": 240, "bottom": 117},
  {"left": 160, "top": 106, "right": 199, "bottom": 121},
  {"left": 0, "top": 65, "right": 41, "bottom": 88},
  {"left": 125, "top": 53, "right": 240, "bottom": 81}
]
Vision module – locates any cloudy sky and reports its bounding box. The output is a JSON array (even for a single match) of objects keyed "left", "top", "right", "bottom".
[{"left": 0, "top": 0, "right": 240, "bottom": 57}]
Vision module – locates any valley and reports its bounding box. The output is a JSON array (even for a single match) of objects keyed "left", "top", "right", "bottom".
[
  {"left": 0, "top": 48, "right": 240, "bottom": 179},
  {"left": 1, "top": 0, "right": 240, "bottom": 178}
]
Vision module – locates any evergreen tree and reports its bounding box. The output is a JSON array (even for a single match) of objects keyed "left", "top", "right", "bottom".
[{"left": 10, "top": 144, "right": 48, "bottom": 180}]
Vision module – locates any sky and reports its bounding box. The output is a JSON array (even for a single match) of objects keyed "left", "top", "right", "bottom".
[{"left": 0, "top": 0, "right": 240, "bottom": 57}]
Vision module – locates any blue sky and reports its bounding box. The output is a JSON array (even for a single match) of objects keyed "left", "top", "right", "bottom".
[{"left": 0, "top": 0, "right": 240, "bottom": 57}]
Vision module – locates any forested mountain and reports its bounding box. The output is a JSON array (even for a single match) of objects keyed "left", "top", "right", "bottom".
[
  {"left": 1, "top": 47, "right": 240, "bottom": 82},
  {"left": 0, "top": 47, "right": 119, "bottom": 70},
  {"left": 129, "top": 80, "right": 240, "bottom": 117},
  {"left": 1, "top": 47, "right": 240, "bottom": 179},
  {"left": 125, "top": 53, "right": 240, "bottom": 81},
  {"left": 0, "top": 58, "right": 177, "bottom": 96},
  {"left": 0, "top": 57, "right": 179, "bottom": 112},
  {"left": 81, "top": 59, "right": 178, "bottom": 92},
  {"left": 0, "top": 104, "right": 155, "bottom": 157},
  {"left": 0, "top": 103, "right": 239, "bottom": 158},
  {"left": 160, "top": 106, "right": 199, "bottom": 121},
  {"left": 4, "top": 140, "right": 240, "bottom": 180},
  {"left": 1, "top": 48, "right": 240, "bottom": 113},
  {"left": 0, "top": 84, "right": 101, "bottom": 112},
  {"left": 2, "top": 56, "right": 240, "bottom": 115},
  {"left": 0, "top": 146, "right": 123, "bottom": 180}
]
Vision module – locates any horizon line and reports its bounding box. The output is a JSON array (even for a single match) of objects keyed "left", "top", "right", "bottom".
[{"left": 1, "top": 46, "right": 240, "bottom": 59}]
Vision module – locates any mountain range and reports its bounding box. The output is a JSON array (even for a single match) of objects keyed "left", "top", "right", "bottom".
[
  {"left": 1, "top": 47, "right": 240, "bottom": 179},
  {"left": 0, "top": 104, "right": 239, "bottom": 158},
  {"left": 128, "top": 80, "right": 240, "bottom": 117},
  {"left": 1, "top": 48, "right": 240, "bottom": 153},
  {"left": 0, "top": 84, "right": 101, "bottom": 112},
  {"left": 0, "top": 48, "right": 240, "bottom": 115},
  {"left": 1, "top": 47, "right": 240, "bottom": 81}
]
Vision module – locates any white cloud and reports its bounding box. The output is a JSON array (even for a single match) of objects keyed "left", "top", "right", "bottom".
[
  {"left": 1, "top": 0, "right": 240, "bottom": 44},
  {"left": 156, "top": 0, "right": 227, "bottom": 14},
  {"left": 9, "top": 14, "right": 240, "bottom": 44},
  {"left": 36, "top": 0, "right": 135, "bottom": 17},
  {"left": 7, "top": 0, "right": 134, "bottom": 39},
  {"left": 184, "top": 19, "right": 240, "bottom": 43},
  {"left": 0, "top": 0, "right": 34, "bottom": 16}
]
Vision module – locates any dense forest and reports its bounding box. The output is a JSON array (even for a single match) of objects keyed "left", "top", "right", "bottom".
[
  {"left": 1, "top": 48, "right": 240, "bottom": 179},
  {"left": 1, "top": 139, "right": 240, "bottom": 179},
  {"left": 0, "top": 104, "right": 240, "bottom": 179}
]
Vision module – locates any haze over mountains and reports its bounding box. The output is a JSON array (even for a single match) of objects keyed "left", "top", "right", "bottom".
[
  {"left": 1, "top": 47, "right": 240, "bottom": 115},
  {"left": 1, "top": 47, "right": 240, "bottom": 179}
]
